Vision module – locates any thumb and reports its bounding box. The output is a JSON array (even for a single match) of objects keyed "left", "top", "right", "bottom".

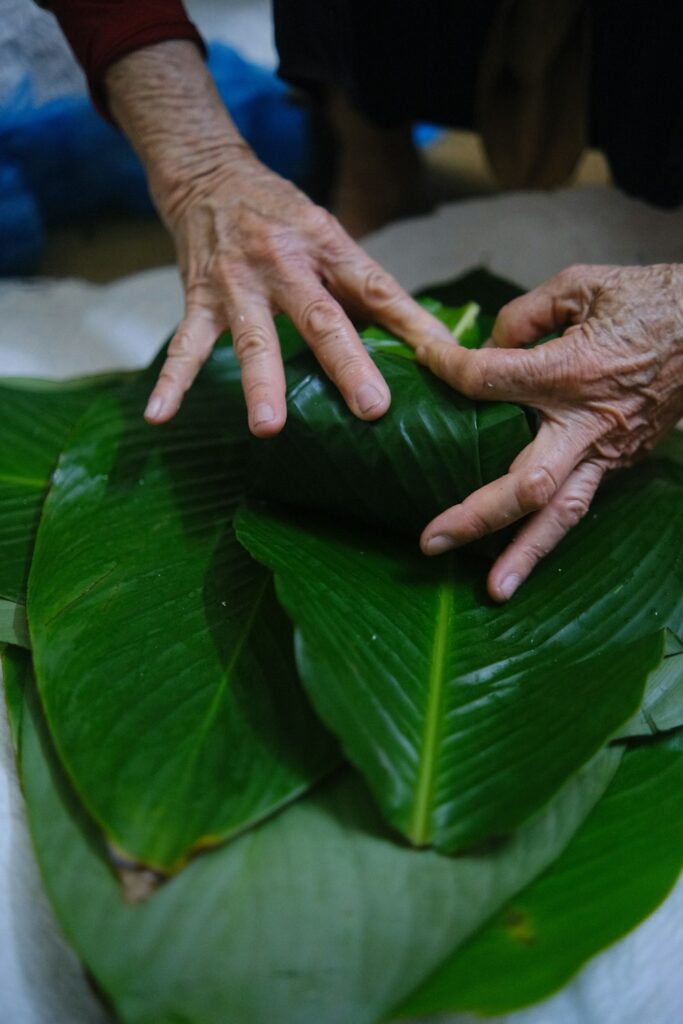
[{"left": 491, "top": 265, "right": 601, "bottom": 349}]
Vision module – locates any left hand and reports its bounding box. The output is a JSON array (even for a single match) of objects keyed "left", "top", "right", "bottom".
[{"left": 412, "top": 263, "right": 683, "bottom": 601}]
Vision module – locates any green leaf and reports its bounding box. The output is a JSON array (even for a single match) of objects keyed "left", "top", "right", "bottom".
[
  {"left": 364, "top": 300, "right": 487, "bottom": 352},
  {"left": 0, "top": 374, "right": 128, "bottom": 605},
  {"left": 0, "top": 597, "right": 29, "bottom": 648},
  {"left": 26, "top": 366, "right": 338, "bottom": 873},
  {"left": 2, "top": 646, "right": 621, "bottom": 1024},
  {"left": 247, "top": 344, "right": 532, "bottom": 540},
  {"left": 396, "top": 731, "right": 683, "bottom": 1018},
  {"left": 617, "top": 631, "right": 683, "bottom": 737},
  {"left": 649, "top": 654, "right": 683, "bottom": 731},
  {"left": 236, "top": 460, "right": 683, "bottom": 852}
]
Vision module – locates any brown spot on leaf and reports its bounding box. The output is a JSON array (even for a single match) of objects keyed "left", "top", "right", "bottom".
[
  {"left": 502, "top": 904, "right": 536, "bottom": 945},
  {"left": 108, "top": 841, "right": 166, "bottom": 904}
]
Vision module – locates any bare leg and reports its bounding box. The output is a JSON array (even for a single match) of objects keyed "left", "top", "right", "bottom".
[{"left": 327, "top": 91, "right": 423, "bottom": 238}]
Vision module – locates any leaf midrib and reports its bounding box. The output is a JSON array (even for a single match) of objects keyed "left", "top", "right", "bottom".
[
  {"left": 179, "top": 573, "right": 271, "bottom": 771},
  {"left": 410, "top": 579, "right": 453, "bottom": 844}
]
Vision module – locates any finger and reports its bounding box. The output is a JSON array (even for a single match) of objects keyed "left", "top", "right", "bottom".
[
  {"left": 420, "top": 422, "right": 587, "bottom": 555},
  {"left": 229, "top": 301, "right": 287, "bottom": 437},
  {"left": 280, "top": 279, "right": 391, "bottom": 420},
  {"left": 491, "top": 265, "right": 599, "bottom": 348},
  {"left": 326, "top": 245, "right": 455, "bottom": 347},
  {"left": 145, "top": 310, "right": 220, "bottom": 423},
  {"left": 415, "top": 337, "right": 551, "bottom": 405},
  {"left": 487, "top": 460, "right": 605, "bottom": 601}
]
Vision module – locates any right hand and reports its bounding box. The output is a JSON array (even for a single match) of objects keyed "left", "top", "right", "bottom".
[
  {"left": 145, "top": 148, "right": 452, "bottom": 435},
  {"left": 105, "top": 40, "right": 452, "bottom": 435}
]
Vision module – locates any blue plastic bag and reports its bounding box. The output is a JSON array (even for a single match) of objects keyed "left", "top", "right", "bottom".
[{"left": 0, "top": 44, "right": 315, "bottom": 275}]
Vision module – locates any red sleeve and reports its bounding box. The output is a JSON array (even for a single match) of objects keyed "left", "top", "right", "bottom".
[{"left": 46, "top": 1, "right": 206, "bottom": 120}]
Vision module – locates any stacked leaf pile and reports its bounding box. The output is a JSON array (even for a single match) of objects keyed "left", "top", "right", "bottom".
[{"left": 1, "top": 271, "right": 682, "bottom": 1024}]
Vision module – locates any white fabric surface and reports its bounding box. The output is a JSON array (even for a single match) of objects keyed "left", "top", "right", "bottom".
[{"left": 1, "top": 186, "right": 682, "bottom": 1024}]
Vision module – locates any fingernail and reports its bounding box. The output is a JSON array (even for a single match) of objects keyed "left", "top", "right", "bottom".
[
  {"left": 252, "top": 402, "right": 275, "bottom": 427},
  {"left": 145, "top": 396, "right": 164, "bottom": 420},
  {"left": 499, "top": 574, "right": 521, "bottom": 600},
  {"left": 355, "top": 383, "right": 384, "bottom": 414},
  {"left": 424, "top": 534, "right": 453, "bottom": 555}
]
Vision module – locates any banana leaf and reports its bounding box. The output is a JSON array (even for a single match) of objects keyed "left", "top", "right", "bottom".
[
  {"left": 26, "top": 363, "right": 338, "bottom": 873},
  {"left": 0, "top": 375, "right": 128, "bottom": 614},
  {"left": 0, "top": 597, "right": 29, "bottom": 648},
  {"left": 236, "top": 455, "right": 683, "bottom": 852},
  {"left": 247, "top": 341, "right": 532, "bottom": 540},
  {"left": 1, "top": 645, "right": 621, "bottom": 1024},
  {"left": 617, "top": 630, "right": 683, "bottom": 737},
  {"left": 396, "top": 730, "right": 683, "bottom": 1018}
]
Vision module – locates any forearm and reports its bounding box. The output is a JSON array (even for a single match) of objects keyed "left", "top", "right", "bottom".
[{"left": 104, "top": 40, "right": 253, "bottom": 218}]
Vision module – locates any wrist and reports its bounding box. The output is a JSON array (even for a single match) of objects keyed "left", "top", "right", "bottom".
[{"left": 105, "top": 40, "right": 255, "bottom": 212}]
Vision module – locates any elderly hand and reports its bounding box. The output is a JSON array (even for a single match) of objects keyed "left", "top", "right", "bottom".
[
  {"left": 415, "top": 263, "right": 683, "bottom": 601},
  {"left": 105, "top": 42, "right": 450, "bottom": 436},
  {"left": 145, "top": 151, "right": 451, "bottom": 435}
]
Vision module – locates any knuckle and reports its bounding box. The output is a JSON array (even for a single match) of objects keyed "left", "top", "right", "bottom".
[
  {"left": 304, "top": 204, "right": 335, "bottom": 237},
  {"left": 330, "top": 352, "right": 368, "bottom": 385},
  {"left": 495, "top": 299, "right": 517, "bottom": 326},
  {"left": 458, "top": 504, "right": 492, "bottom": 540},
  {"left": 559, "top": 263, "right": 598, "bottom": 292},
  {"left": 214, "top": 257, "right": 251, "bottom": 295},
  {"left": 243, "top": 375, "right": 271, "bottom": 400},
  {"left": 557, "top": 492, "right": 592, "bottom": 529},
  {"left": 517, "top": 466, "right": 558, "bottom": 510},
  {"left": 459, "top": 356, "right": 487, "bottom": 396},
  {"left": 251, "top": 230, "right": 285, "bottom": 264},
  {"left": 159, "top": 364, "right": 194, "bottom": 391},
  {"left": 184, "top": 280, "right": 210, "bottom": 305},
  {"left": 559, "top": 264, "right": 585, "bottom": 283},
  {"left": 168, "top": 330, "right": 197, "bottom": 358},
  {"left": 362, "top": 267, "right": 401, "bottom": 307},
  {"left": 301, "top": 298, "right": 345, "bottom": 342},
  {"left": 492, "top": 303, "right": 519, "bottom": 343},
  {"left": 233, "top": 325, "right": 272, "bottom": 362},
  {"left": 518, "top": 539, "right": 551, "bottom": 569},
  {"left": 158, "top": 368, "right": 180, "bottom": 388}
]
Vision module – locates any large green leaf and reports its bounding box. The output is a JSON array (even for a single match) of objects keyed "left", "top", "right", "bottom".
[
  {"left": 236, "top": 459, "right": 683, "bottom": 852},
  {"left": 247, "top": 341, "right": 532, "bottom": 539},
  {"left": 26, "top": 357, "right": 338, "bottom": 872},
  {"left": 396, "top": 731, "right": 683, "bottom": 1018},
  {"left": 2, "top": 645, "right": 620, "bottom": 1024},
  {"left": 0, "top": 375, "right": 127, "bottom": 609}
]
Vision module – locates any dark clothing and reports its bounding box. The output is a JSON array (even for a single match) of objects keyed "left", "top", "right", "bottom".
[
  {"left": 45, "top": 0, "right": 682, "bottom": 207},
  {"left": 273, "top": 0, "right": 682, "bottom": 208},
  {"left": 273, "top": 0, "right": 500, "bottom": 132},
  {"left": 589, "top": 0, "right": 682, "bottom": 209},
  {"left": 41, "top": 1, "right": 204, "bottom": 118}
]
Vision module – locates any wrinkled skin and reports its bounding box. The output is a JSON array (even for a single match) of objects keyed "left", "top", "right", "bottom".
[
  {"left": 414, "top": 263, "right": 683, "bottom": 600},
  {"left": 146, "top": 153, "right": 451, "bottom": 435}
]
